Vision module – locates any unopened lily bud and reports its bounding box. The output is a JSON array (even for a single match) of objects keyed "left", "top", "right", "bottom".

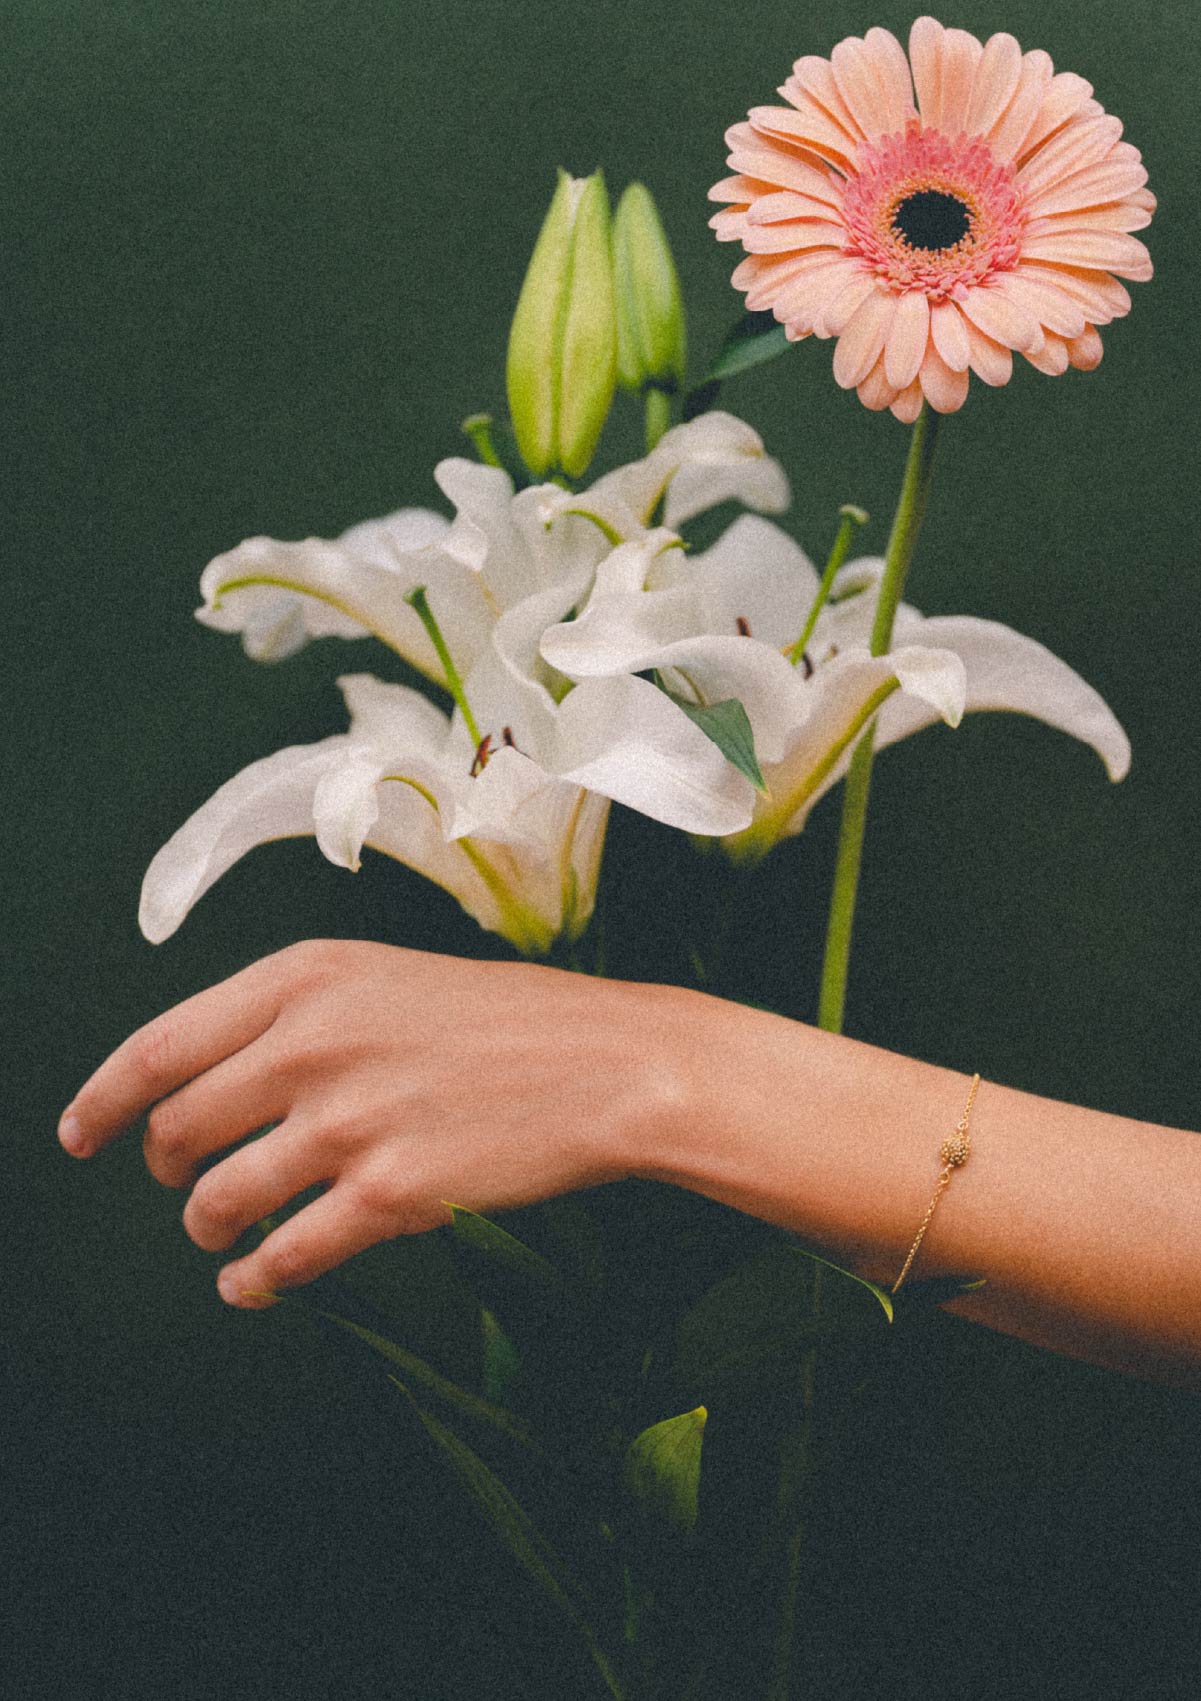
[
  {"left": 613, "top": 182, "right": 687, "bottom": 394},
  {"left": 506, "top": 169, "right": 617, "bottom": 481}
]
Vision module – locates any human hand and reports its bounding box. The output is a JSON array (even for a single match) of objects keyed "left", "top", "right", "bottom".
[{"left": 57, "top": 940, "right": 685, "bottom": 1307}]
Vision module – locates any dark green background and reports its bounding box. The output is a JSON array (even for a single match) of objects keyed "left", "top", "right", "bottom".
[{"left": 7, "top": 1, "right": 1199, "bottom": 1696}]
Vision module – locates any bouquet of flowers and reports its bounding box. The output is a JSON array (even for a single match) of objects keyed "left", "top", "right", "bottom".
[{"left": 102, "top": 17, "right": 1154, "bottom": 1697}]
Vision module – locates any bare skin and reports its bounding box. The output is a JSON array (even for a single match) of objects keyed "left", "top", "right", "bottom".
[{"left": 58, "top": 938, "right": 1201, "bottom": 1391}]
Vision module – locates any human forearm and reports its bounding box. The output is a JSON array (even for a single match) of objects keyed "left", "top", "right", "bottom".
[{"left": 630, "top": 986, "right": 1201, "bottom": 1389}]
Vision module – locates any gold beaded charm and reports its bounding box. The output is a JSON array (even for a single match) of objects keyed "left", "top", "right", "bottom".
[{"left": 892, "top": 1073, "right": 981, "bottom": 1295}]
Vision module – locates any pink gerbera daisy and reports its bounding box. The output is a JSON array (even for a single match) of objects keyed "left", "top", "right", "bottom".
[{"left": 709, "top": 16, "right": 1154, "bottom": 419}]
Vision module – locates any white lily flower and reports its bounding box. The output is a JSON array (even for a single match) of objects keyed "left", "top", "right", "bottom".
[
  {"left": 193, "top": 413, "right": 789, "bottom": 688},
  {"left": 140, "top": 622, "right": 755, "bottom": 954},
  {"left": 540, "top": 513, "right": 1130, "bottom": 861}
]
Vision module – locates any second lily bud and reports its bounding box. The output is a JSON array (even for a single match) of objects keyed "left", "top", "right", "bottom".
[
  {"left": 613, "top": 181, "right": 687, "bottom": 397},
  {"left": 506, "top": 169, "right": 617, "bottom": 482}
]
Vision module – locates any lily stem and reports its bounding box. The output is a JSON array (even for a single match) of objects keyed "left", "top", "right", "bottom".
[{"left": 816, "top": 405, "right": 943, "bottom": 1035}]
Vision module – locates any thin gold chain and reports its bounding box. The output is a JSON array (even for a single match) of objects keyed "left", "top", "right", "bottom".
[{"left": 891, "top": 1072, "right": 981, "bottom": 1295}]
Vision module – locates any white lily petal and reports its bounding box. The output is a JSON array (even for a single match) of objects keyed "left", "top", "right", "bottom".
[
  {"left": 582, "top": 411, "right": 790, "bottom": 534},
  {"left": 139, "top": 738, "right": 352, "bottom": 944},
  {"left": 337, "top": 672, "right": 458, "bottom": 756},
  {"left": 890, "top": 645, "right": 968, "bottom": 728},
  {"left": 877, "top": 616, "right": 1131, "bottom": 779},
  {"left": 313, "top": 750, "right": 387, "bottom": 872},
  {"left": 552, "top": 674, "right": 756, "bottom": 835},
  {"left": 690, "top": 514, "right": 822, "bottom": 646},
  {"left": 197, "top": 513, "right": 492, "bottom": 683}
]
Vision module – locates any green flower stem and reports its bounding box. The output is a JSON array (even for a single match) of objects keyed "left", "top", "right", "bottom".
[
  {"left": 770, "top": 408, "right": 943, "bottom": 1701},
  {"left": 816, "top": 405, "right": 943, "bottom": 1035},
  {"left": 644, "top": 384, "right": 672, "bottom": 453},
  {"left": 786, "top": 503, "right": 870, "bottom": 667},
  {"left": 403, "top": 585, "right": 484, "bottom": 748},
  {"left": 461, "top": 412, "right": 503, "bottom": 467}
]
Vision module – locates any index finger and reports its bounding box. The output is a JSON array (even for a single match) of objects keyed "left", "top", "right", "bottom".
[{"left": 58, "top": 953, "right": 289, "bottom": 1157}]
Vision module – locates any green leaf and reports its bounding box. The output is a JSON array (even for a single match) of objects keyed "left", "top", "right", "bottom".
[
  {"left": 655, "top": 683, "right": 767, "bottom": 793},
  {"left": 313, "top": 1306, "right": 538, "bottom": 1454},
  {"left": 392, "top": 1380, "right": 627, "bottom": 1700},
  {"left": 445, "top": 1203, "right": 564, "bottom": 1294},
  {"left": 624, "top": 1406, "right": 707, "bottom": 1535},
  {"left": 705, "top": 312, "right": 792, "bottom": 383},
  {"left": 481, "top": 1306, "right": 524, "bottom": 1405},
  {"left": 788, "top": 1247, "right": 894, "bottom": 1325},
  {"left": 673, "top": 1243, "right": 894, "bottom": 1402}
]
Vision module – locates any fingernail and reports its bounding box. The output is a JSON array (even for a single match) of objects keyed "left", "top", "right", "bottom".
[
  {"left": 217, "top": 1268, "right": 242, "bottom": 1305},
  {"left": 59, "top": 1113, "right": 86, "bottom": 1156}
]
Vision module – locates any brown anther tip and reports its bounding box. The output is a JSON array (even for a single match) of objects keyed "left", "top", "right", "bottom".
[{"left": 735, "top": 615, "right": 752, "bottom": 638}]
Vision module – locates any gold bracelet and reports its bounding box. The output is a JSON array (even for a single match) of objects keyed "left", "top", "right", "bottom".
[{"left": 891, "top": 1072, "right": 981, "bottom": 1295}]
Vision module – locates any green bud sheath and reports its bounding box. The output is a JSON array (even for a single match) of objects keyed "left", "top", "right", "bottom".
[
  {"left": 613, "top": 181, "right": 686, "bottom": 393},
  {"left": 506, "top": 168, "right": 576, "bottom": 479},
  {"left": 556, "top": 171, "right": 617, "bottom": 479}
]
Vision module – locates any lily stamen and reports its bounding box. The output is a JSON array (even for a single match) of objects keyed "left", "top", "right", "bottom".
[
  {"left": 786, "top": 505, "right": 869, "bottom": 667},
  {"left": 403, "top": 584, "right": 485, "bottom": 748}
]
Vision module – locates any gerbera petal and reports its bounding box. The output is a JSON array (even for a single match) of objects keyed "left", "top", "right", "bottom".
[
  {"left": 745, "top": 190, "right": 844, "bottom": 226},
  {"left": 961, "top": 320, "right": 1013, "bottom": 386},
  {"left": 788, "top": 55, "right": 863, "bottom": 144},
  {"left": 991, "top": 271, "right": 1085, "bottom": 338},
  {"left": 740, "top": 219, "right": 844, "bottom": 256},
  {"left": 862, "top": 27, "right": 917, "bottom": 131},
  {"left": 749, "top": 103, "right": 855, "bottom": 171},
  {"left": 918, "top": 346, "right": 970, "bottom": 412},
  {"left": 960, "top": 285, "right": 1039, "bottom": 351},
  {"left": 985, "top": 48, "right": 1053, "bottom": 161},
  {"left": 935, "top": 27, "right": 984, "bottom": 136},
  {"left": 1018, "top": 114, "right": 1124, "bottom": 196},
  {"left": 1066, "top": 325, "right": 1104, "bottom": 370},
  {"left": 744, "top": 255, "right": 831, "bottom": 313},
  {"left": 709, "top": 208, "right": 751, "bottom": 242},
  {"left": 1016, "top": 71, "right": 1097, "bottom": 163},
  {"left": 857, "top": 354, "right": 899, "bottom": 411},
  {"left": 832, "top": 290, "right": 896, "bottom": 389},
  {"left": 1025, "top": 157, "right": 1148, "bottom": 218},
  {"left": 813, "top": 269, "right": 878, "bottom": 337},
  {"left": 1023, "top": 333, "right": 1070, "bottom": 375},
  {"left": 884, "top": 290, "right": 931, "bottom": 391},
  {"left": 725, "top": 127, "right": 843, "bottom": 203},
  {"left": 908, "top": 16, "right": 945, "bottom": 129},
  {"left": 1023, "top": 261, "right": 1131, "bottom": 323},
  {"left": 831, "top": 34, "right": 909, "bottom": 141},
  {"left": 966, "top": 32, "right": 1022, "bottom": 137},
  {"left": 930, "top": 301, "right": 972, "bottom": 371},
  {"left": 889, "top": 381, "right": 924, "bottom": 424},
  {"left": 774, "top": 260, "right": 862, "bottom": 331},
  {"left": 707, "top": 174, "right": 761, "bottom": 204},
  {"left": 1021, "top": 230, "right": 1152, "bottom": 280}
]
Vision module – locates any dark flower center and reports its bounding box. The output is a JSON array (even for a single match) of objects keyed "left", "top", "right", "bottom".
[{"left": 892, "top": 189, "right": 971, "bottom": 251}]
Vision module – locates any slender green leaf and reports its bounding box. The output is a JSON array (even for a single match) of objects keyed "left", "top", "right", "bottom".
[
  {"left": 705, "top": 312, "right": 792, "bottom": 383},
  {"left": 392, "top": 1379, "right": 627, "bottom": 1700},
  {"left": 445, "top": 1203, "right": 564, "bottom": 1293},
  {"left": 481, "top": 1306, "right": 524, "bottom": 1405},
  {"left": 787, "top": 1246, "right": 894, "bottom": 1324},
  {"left": 624, "top": 1406, "right": 707, "bottom": 1535},
  {"left": 655, "top": 683, "right": 767, "bottom": 793},
  {"left": 314, "top": 1307, "right": 538, "bottom": 1453}
]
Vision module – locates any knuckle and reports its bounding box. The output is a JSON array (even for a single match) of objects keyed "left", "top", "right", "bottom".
[
  {"left": 130, "top": 1018, "right": 177, "bottom": 1092},
  {"left": 184, "top": 1177, "right": 241, "bottom": 1250},
  {"left": 263, "top": 1239, "right": 310, "bottom": 1292},
  {"left": 143, "top": 1099, "right": 190, "bottom": 1182}
]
